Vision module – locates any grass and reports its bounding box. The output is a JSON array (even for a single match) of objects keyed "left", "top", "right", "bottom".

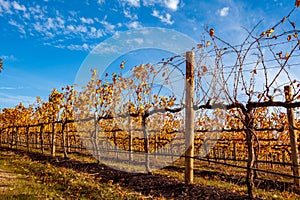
[
  {"left": 154, "top": 159, "right": 300, "bottom": 200},
  {"left": 0, "top": 150, "right": 144, "bottom": 200},
  {"left": 1, "top": 145, "right": 300, "bottom": 199}
]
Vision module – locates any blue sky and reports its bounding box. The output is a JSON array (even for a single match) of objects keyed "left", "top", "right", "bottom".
[{"left": 0, "top": 0, "right": 299, "bottom": 108}]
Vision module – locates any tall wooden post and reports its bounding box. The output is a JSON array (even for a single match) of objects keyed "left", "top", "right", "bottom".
[
  {"left": 40, "top": 124, "right": 44, "bottom": 155},
  {"left": 128, "top": 115, "right": 133, "bottom": 161},
  {"left": 245, "top": 109, "right": 255, "bottom": 199},
  {"left": 142, "top": 116, "right": 151, "bottom": 174},
  {"left": 51, "top": 123, "right": 56, "bottom": 156},
  {"left": 26, "top": 126, "right": 30, "bottom": 152},
  {"left": 284, "top": 85, "right": 300, "bottom": 191},
  {"left": 185, "top": 51, "right": 195, "bottom": 184},
  {"left": 62, "top": 122, "right": 68, "bottom": 158}
]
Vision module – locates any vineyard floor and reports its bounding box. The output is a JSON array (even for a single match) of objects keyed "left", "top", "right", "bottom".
[{"left": 0, "top": 147, "right": 298, "bottom": 199}]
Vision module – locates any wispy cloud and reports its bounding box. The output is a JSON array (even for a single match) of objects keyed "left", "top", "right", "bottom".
[
  {"left": 80, "top": 17, "right": 94, "bottom": 24},
  {"left": 97, "top": 0, "right": 105, "bottom": 5},
  {"left": 0, "top": 92, "right": 36, "bottom": 107},
  {"left": 11, "top": 1, "right": 26, "bottom": 12},
  {"left": 123, "top": 9, "right": 138, "bottom": 20},
  {"left": 0, "top": 0, "right": 13, "bottom": 14},
  {"left": 67, "top": 43, "right": 90, "bottom": 51},
  {"left": 152, "top": 10, "right": 174, "bottom": 25},
  {"left": 97, "top": 16, "right": 116, "bottom": 34},
  {"left": 218, "top": 7, "right": 229, "bottom": 17},
  {"left": 126, "top": 21, "right": 142, "bottom": 29},
  {"left": 0, "top": 86, "right": 24, "bottom": 90},
  {"left": 8, "top": 19, "right": 26, "bottom": 34},
  {"left": 126, "top": 38, "right": 144, "bottom": 45},
  {"left": 124, "top": 0, "right": 140, "bottom": 7},
  {"left": 0, "top": 54, "right": 17, "bottom": 61}
]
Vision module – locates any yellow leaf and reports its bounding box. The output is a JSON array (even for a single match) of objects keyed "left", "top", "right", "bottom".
[
  {"left": 267, "top": 28, "right": 274, "bottom": 37},
  {"left": 293, "top": 33, "right": 298, "bottom": 38},
  {"left": 285, "top": 52, "right": 290, "bottom": 59},
  {"left": 206, "top": 41, "right": 211, "bottom": 47},
  {"left": 260, "top": 31, "right": 266, "bottom": 37}
]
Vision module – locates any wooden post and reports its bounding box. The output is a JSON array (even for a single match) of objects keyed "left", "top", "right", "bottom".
[
  {"left": 142, "top": 116, "right": 151, "bottom": 174},
  {"left": 26, "top": 126, "right": 30, "bottom": 152},
  {"left": 51, "top": 122, "right": 56, "bottom": 156},
  {"left": 185, "top": 51, "right": 195, "bottom": 184},
  {"left": 10, "top": 127, "right": 14, "bottom": 148},
  {"left": 15, "top": 127, "right": 19, "bottom": 150},
  {"left": 285, "top": 85, "right": 300, "bottom": 191},
  {"left": 245, "top": 108, "right": 255, "bottom": 199},
  {"left": 94, "top": 116, "right": 100, "bottom": 161},
  {"left": 40, "top": 124, "right": 44, "bottom": 155},
  {"left": 62, "top": 122, "right": 68, "bottom": 158},
  {"left": 0, "top": 128, "right": 2, "bottom": 147},
  {"left": 128, "top": 115, "right": 133, "bottom": 161}
]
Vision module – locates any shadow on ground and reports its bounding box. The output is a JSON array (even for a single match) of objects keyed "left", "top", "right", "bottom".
[{"left": 0, "top": 147, "right": 262, "bottom": 200}]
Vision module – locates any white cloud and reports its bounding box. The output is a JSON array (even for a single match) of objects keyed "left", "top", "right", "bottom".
[
  {"left": 123, "top": 9, "right": 138, "bottom": 20},
  {"left": 126, "top": 38, "right": 144, "bottom": 45},
  {"left": 88, "top": 27, "right": 104, "bottom": 38},
  {"left": 8, "top": 19, "right": 26, "bottom": 34},
  {"left": 142, "top": 0, "right": 180, "bottom": 11},
  {"left": 97, "top": 17, "right": 116, "bottom": 33},
  {"left": 0, "top": 86, "right": 23, "bottom": 90},
  {"left": 126, "top": 21, "right": 142, "bottom": 29},
  {"left": 152, "top": 10, "right": 174, "bottom": 25},
  {"left": 80, "top": 17, "right": 94, "bottom": 24},
  {"left": 97, "top": 0, "right": 105, "bottom": 4},
  {"left": 163, "top": 0, "right": 180, "bottom": 11},
  {"left": 67, "top": 24, "right": 75, "bottom": 31},
  {"left": 218, "top": 7, "right": 229, "bottom": 17},
  {"left": 0, "top": 93, "right": 36, "bottom": 107},
  {"left": 0, "top": 0, "right": 12, "bottom": 14},
  {"left": 67, "top": 43, "right": 90, "bottom": 51},
  {"left": 0, "top": 2, "right": 117, "bottom": 50},
  {"left": 11, "top": 1, "right": 26, "bottom": 11},
  {"left": 125, "top": 0, "right": 140, "bottom": 7},
  {"left": 92, "top": 42, "right": 119, "bottom": 54},
  {"left": 0, "top": 54, "right": 17, "bottom": 61},
  {"left": 75, "top": 25, "right": 88, "bottom": 33}
]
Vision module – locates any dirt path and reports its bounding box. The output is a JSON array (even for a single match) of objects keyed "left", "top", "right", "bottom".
[{"left": 0, "top": 168, "right": 16, "bottom": 194}]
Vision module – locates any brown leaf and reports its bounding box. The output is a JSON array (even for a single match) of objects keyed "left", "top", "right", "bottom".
[
  {"left": 291, "top": 22, "right": 296, "bottom": 29},
  {"left": 277, "top": 51, "right": 283, "bottom": 59},
  {"left": 197, "top": 44, "right": 203, "bottom": 49},
  {"left": 201, "top": 65, "right": 208, "bottom": 73},
  {"left": 209, "top": 28, "right": 214, "bottom": 37},
  {"left": 287, "top": 35, "right": 292, "bottom": 41},
  {"left": 296, "top": 0, "right": 300, "bottom": 8},
  {"left": 281, "top": 16, "right": 286, "bottom": 24}
]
